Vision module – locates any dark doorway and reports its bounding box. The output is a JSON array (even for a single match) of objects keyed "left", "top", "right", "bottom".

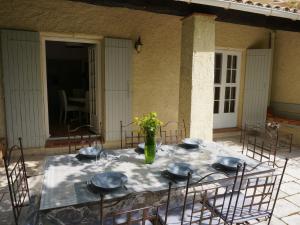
[{"left": 46, "top": 41, "right": 92, "bottom": 137}]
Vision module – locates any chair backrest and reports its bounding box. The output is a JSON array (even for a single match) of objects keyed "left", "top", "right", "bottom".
[
  {"left": 243, "top": 132, "right": 278, "bottom": 165},
  {"left": 228, "top": 159, "right": 288, "bottom": 224},
  {"left": 179, "top": 164, "right": 246, "bottom": 225},
  {"left": 120, "top": 121, "right": 144, "bottom": 149},
  {"left": 68, "top": 124, "right": 103, "bottom": 153},
  {"left": 57, "top": 90, "right": 68, "bottom": 111},
  {"left": 99, "top": 183, "right": 173, "bottom": 225},
  {"left": 72, "top": 88, "right": 85, "bottom": 98},
  {"left": 3, "top": 137, "right": 30, "bottom": 225},
  {"left": 160, "top": 120, "right": 186, "bottom": 145}
]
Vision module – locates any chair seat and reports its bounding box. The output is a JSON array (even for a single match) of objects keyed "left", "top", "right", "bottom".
[
  {"left": 67, "top": 105, "right": 84, "bottom": 112},
  {"left": 158, "top": 202, "right": 221, "bottom": 225},
  {"left": 207, "top": 192, "right": 271, "bottom": 224}
]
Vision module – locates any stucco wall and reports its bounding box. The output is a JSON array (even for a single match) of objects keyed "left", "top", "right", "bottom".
[
  {"left": 0, "top": 0, "right": 182, "bottom": 132},
  {"left": 0, "top": 0, "right": 273, "bottom": 144},
  {"left": 272, "top": 30, "right": 300, "bottom": 104}
]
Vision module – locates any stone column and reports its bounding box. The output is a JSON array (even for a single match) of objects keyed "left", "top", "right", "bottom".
[{"left": 178, "top": 14, "right": 215, "bottom": 141}]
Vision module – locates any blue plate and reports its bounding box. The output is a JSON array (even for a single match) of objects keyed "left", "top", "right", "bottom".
[
  {"left": 182, "top": 138, "right": 203, "bottom": 146},
  {"left": 91, "top": 172, "right": 128, "bottom": 190},
  {"left": 167, "top": 162, "right": 193, "bottom": 178},
  {"left": 79, "top": 147, "right": 101, "bottom": 158},
  {"left": 216, "top": 157, "right": 244, "bottom": 171}
]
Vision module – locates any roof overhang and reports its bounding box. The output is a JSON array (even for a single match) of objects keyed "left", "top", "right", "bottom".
[
  {"left": 71, "top": 0, "right": 300, "bottom": 32},
  {"left": 177, "top": 0, "right": 300, "bottom": 21}
]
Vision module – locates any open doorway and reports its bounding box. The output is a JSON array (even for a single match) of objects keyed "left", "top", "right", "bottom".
[{"left": 46, "top": 41, "right": 93, "bottom": 137}]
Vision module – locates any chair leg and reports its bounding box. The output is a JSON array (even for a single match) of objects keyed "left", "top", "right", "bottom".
[
  {"left": 59, "top": 110, "right": 62, "bottom": 124},
  {"left": 64, "top": 111, "right": 67, "bottom": 124}
]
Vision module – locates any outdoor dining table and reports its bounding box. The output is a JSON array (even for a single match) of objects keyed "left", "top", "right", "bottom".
[{"left": 39, "top": 141, "right": 274, "bottom": 212}]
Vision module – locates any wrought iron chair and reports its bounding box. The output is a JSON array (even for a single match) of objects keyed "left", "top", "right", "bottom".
[
  {"left": 160, "top": 120, "right": 186, "bottom": 145},
  {"left": 159, "top": 165, "right": 245, "bottom": 225},
  {"left": 3, "top": 137, "right": 31, "bottom": 225},
  {"left": 240, "top": 122, "right": 266, "bottom": 150},
  {"left": 209, "top": 159, "right": 288, "bottom": 225},
  {"left": 276, "top": 130, "right": 293, "bottom": 153},
  {"left": 99, "top": 183, "right": 173, "bottom": 225},
  {"left": 68, "top": 124, "right": 103, "bottom": 153},
  {"left": 243, "top": 130, "right": 278, "bottom": 166},
  {"left": 120, "top": 121, "right": 144, "bottom": 149},
  {"left": 266, "top": 122, "right": 293, "bottom": 153}
]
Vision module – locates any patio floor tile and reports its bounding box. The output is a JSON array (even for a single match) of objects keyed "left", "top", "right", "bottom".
[
  {"left": 282, "top": 174, "right": 297, "bottom": 183},
  {"left": 256, "top": 216, "right": 287, "bottom": 225},
  {"left": 278, "top": 190, "right": 289, "bottom": 199},
  {"left": 285, "top": 167, "right": 300, "bottom": 180},
  {"left": 280, "top": 182, "right": 300, "bottom": 195},
  {"left": 285, "top": 193, "right": 300, "bottom": 207},
  {"left": 282, "top": 214, "right": 300, "bottom": 225},
  {"left": 273, "top": 199, "right": 300, "bottom": 218}
]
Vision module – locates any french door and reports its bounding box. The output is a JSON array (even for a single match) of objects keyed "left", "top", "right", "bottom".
[{"left": 213, "top": 51, "right": 241, "bottom": 129}]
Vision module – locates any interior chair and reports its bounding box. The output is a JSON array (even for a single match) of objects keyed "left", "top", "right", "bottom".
[
  {"left": 160, "top": 120, "right": 186, "bottom": 145},
  {"left": 68, "top": 124, "right": 103, "bottom": 154},
  {"left": 120, "top": 121, "right": 144, "bottom": 149},
  {"left": 3, "top": 138, "right": 39, "bottom": 225},
  {"left": 72, "top": 88, "right": 85, "bottom": 98},
  {"left": 209, "top": 159, "right": 288, "bottom": 225},
  {"left": 81, "top": 90, "right": 90, "bottom": 123},
  {"left": 158, "top": 164, "right": 245, "bottom": 225},
  {"left": 58, "top": 90, "right": 83, "bottom": 124}
]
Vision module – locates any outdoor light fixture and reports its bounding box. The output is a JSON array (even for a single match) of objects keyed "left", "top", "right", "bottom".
[{"left": 135, "top": 36, "right": 143, "bottom": 53}]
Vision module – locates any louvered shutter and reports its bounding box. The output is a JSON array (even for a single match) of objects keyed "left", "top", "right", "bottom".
[
  {"left": 243, "top": 49, "right": 272, "bottom": 125},
  {"left": 104, "top": 38, "right": 132, "bottom": 141},
  {"left": 1, "top": 30, "right": 46, "bottom": 147}
]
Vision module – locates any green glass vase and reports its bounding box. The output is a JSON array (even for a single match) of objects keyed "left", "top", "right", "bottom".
[{"left": 144, "top": 135, "right": 156, "bottom": 164}]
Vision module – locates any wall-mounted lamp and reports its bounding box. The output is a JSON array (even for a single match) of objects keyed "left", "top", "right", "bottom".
[{"left": 134, "top": 36, "right": 143, "bottom": 53}]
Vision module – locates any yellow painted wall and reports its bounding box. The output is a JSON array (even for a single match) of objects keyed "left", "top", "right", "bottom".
[
  {"left": 272, "top": 30, "right": 300, "bottom": 104},
  {"left": 0, "top": 0, "right": 182, "bottom": 137},
  {"left": 0, "top": 0, "right": 272, "bottom": 144},
  {"left": 270, "top": 30, "right": 300, "bottom": 145}
]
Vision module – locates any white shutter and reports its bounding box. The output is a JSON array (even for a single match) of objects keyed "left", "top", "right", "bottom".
[
  {"left": 1, "top": 30, "right": 46, "bottom": 147},
  {"left": 242, "top": 49, "right": 272, "bottom": 126},
  {"left": 104, "top": 38, "right": 132, "bottom": 141}
]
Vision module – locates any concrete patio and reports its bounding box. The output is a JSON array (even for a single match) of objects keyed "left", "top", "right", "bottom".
[{"left": 1, "top": 136, "right": 300, "bottom": 225}]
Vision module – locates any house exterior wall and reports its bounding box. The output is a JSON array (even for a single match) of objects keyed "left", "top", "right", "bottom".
[
  {"left": 271, "top": 30, "right": 300, "bottom": 145},
  {"left": 272, "top": 31, "right": 300, "bottom": 104},
  {"left": 0, "top": 0, "right": 182, "bottom": 135},
  {"left": 0, "top": 0, "right": 275, "bottom": 145}
]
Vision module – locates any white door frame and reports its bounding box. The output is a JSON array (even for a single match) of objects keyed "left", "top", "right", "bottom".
[
  {"left": 40, "top": 32, "right": 103, "bottom": 138},
  {"left": 213, "top": 49, "right": 242, "bottom": 129}
]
